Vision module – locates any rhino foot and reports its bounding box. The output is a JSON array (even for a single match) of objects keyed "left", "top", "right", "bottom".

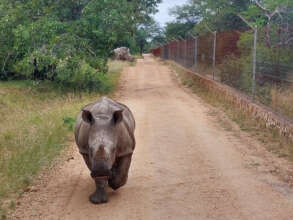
[{"left": 89, "top": 188, "right": 108, "bottom": 204}]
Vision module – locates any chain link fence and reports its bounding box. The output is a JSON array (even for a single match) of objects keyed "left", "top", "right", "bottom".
[{"left": 150, "top": 28, "right": 293, "bottom": 120}]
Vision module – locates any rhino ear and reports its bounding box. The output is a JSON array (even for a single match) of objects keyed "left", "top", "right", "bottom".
[
  {"left": 113, "top": 110, "right": 123, "bottom": 125},
  {"left": 82, "top": 110, "right": 94, "bottom": 125}
]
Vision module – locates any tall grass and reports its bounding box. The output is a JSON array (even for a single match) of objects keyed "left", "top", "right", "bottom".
[
  {"left": 0, "top": 60, "right": 126, "bottom": 217},
  {"left": 271, "top": 86, "right": 293, "bottom": 120}
]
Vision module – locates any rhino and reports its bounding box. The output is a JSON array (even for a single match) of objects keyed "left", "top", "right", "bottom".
[
  {"left": 74, "top": 97, "right": 136, "bottom": 204},
  {"left": 113, "top": 47, "right": 134, "bottom": 62}
]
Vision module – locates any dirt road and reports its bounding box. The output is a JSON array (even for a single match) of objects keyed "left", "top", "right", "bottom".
[{"left": 12, "top": 55, "right": 293, "bottom": 219}]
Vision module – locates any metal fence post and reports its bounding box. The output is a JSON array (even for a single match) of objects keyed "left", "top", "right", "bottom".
[
  {"left": 238, "top": 14, "right": 258, "bottom": 100},
  {"left": 194, "top": 37, "right": 198, "bottom": 71},
  {"left": 176, "top": 40, "right": 178, "bottom": 63},
  {"left": 187, "top": 32, "right": 198, "bottom": 71},
  {"left": 185, "top": 39, "right": 188, "bottom": 67},
  {"left": 178, "top": 36, "right": 184, "bottom": 65},
  {"left": 172, "top": 38, "right": 177, "bottom": 61},
  {"left": 168, "top": 41, "right": 170, "bottom": 60},
  {"left": 167, "top": 44, "right": 169, "bottom": 60},
  {"left": 252, "top": 27, "right": 258, "bottom": 99},
  {"left": 204, "top": 25, "right": 217, "bottom": 80},
  {"left": 213, "top": 31, "right": 217, "bottom": 80}
]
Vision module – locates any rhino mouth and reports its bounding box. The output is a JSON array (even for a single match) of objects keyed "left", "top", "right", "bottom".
[
  {"left": 90, "top": 168, "right": 112, "bottom": 179},
  {"left": 93, "top": 176, "right": 109, "bottom": 181}
]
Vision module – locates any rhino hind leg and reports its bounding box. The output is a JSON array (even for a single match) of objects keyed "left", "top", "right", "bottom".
[{"left": 109, "top": 154, "right": 132, "bottom": 190}]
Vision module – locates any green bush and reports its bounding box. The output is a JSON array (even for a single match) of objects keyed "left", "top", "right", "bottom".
[
  {"left": 218, "top": 54, "right": 254, "bottom": 95},
  {"left": 55, "top": 57, "right": 112, "bottom": 92},
  {"left": 13, "top": 50, "right": 58, "bottom": 80},
  {"left": 0, "top": 0, "right": 157, "bottom": 91},
  {"left": 219, "top": 55, "right": 243, "bottom": 88}
]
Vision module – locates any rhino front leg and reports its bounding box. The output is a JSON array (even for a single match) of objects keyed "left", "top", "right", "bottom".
[
  {"left": 81, "top": 153, "right": 91, "bottom": 170},
  {"left": 89, "top": 178, "right": 108, "bottom": 204},
  {"left": 109, "top": 154, "right": 132, "bottom": 190}
]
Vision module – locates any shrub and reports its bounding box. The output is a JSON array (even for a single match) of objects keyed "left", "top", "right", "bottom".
[
  {"left": 219, "top": 55, "right": 243, "bottom": 88},
  {"left": 55, "top": 57, "right": 112, "bottom": 92},
  {"left": 13, "top": 50, "right": 58, "bottom": 80}
]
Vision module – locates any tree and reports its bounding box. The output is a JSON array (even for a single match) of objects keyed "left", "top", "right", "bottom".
[
  {"left": 136, "top": 19, "right": 163, "bottom": 53},
  {"left": 239, "top": 0, "right": 293, "bottom": 48},
  {"left": 0, "top": 0, "right": 161, "bottom": 87},
  {"left": 165, "top": 22, "right": 195, "bottom": 39},
  {"left": 169, "top": 2, "right": 201, "bottom": 24},
  {"left": 165, "top": 1, "right": 201, "bottom": 38}
]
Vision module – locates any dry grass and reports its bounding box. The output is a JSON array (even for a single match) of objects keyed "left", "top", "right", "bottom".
[
  {"left": 0, "top": 60, "right": 127, "bottom": 218},
  {"left": 168, "top": 61, "right": 293, "bottom": 162},
  {"left": 271, "top": 86, "right": 293, "bottom": 120},
  {"left": 108, "top": 60, "right": 127, "bottom": 75}
]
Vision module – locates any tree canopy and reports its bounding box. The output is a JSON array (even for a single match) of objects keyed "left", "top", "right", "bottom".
[
  {"left": 0, "top": 0, "right": 161, "bottom": 90},
  {"left": 156, "top": 0, "right": 292, "bottom": 38}
]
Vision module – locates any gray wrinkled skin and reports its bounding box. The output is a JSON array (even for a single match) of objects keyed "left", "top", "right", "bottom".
[
  {"left": 74, "top": 97, "right": 136, "bottom": 204},
  {"left": 113, "top": 47, "right": 134, "bottom": 62}
]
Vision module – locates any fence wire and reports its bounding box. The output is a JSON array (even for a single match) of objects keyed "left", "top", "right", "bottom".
[{"left": 150, "top": 28, "right": 293, "bottom": 120}]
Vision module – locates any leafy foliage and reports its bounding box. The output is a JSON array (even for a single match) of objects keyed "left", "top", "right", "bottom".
[
  {"left": 165, "top": 22, "right": 195, "bottom": 39},
  {"left": 0, "top": 0, "right": 161, "bottom": 90}
]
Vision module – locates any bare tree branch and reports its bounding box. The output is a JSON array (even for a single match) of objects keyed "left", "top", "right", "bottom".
[
  {"left": 255, "top": 0, "right": 270, "bottom": 15},
  {"left": 255, "top": 0, "right": 286, "bottom": 20},
  {"left": 253, "top": 1, "right": 287, "bottom": 48},
  {"left": 237, "top": 14, "right": 256, "bottom": 30}
]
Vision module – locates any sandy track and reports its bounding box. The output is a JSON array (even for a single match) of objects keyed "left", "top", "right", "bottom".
[{"left": 11, "top": 55, "right": 293, "bottom": 219}]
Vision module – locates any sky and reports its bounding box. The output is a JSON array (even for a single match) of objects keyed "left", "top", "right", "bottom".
[{"left": 154, "top": 0, "right": 188, "bottom": 27}]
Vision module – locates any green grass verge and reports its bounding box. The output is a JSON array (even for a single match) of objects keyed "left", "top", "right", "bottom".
[
  {"left": 168, "top": 61, "right": 293, "bottom": 161},
  {"left": 0, "top": 60, "right": 127, "bottom": 218}
]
